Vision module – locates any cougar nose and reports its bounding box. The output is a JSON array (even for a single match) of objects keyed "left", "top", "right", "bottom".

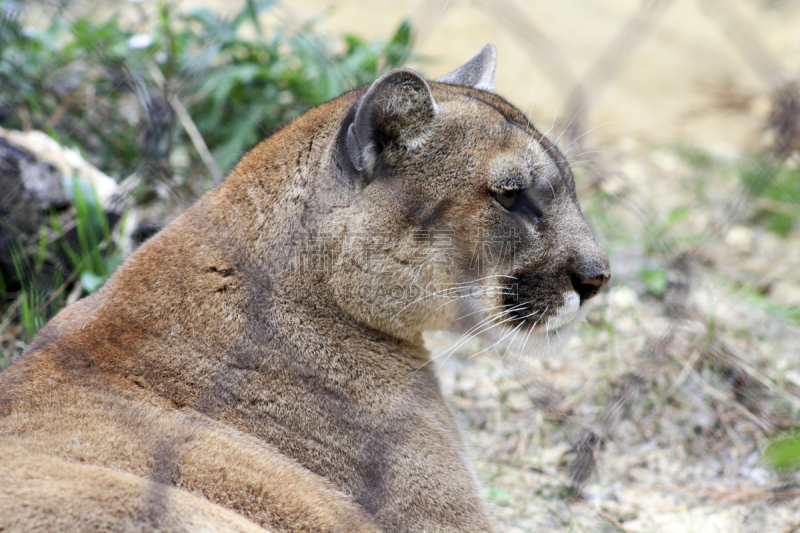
[{"left": 572, "top": 272, "right": 610, "bottom": 303}]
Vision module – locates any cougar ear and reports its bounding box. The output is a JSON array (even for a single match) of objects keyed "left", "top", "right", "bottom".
[
  {"left": 436, "top": 44, "right": 497, "bottom": 92},
  {"left": 345, "top": 69, "right": 438, "bottom": 179}
]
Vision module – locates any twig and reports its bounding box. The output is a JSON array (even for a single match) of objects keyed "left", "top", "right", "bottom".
[
  {"left": 65, "top": 281, "right": 84, "bottom": 307},
  {"left": 755, "top": 197, "right": 800, "bottom": 217},
  {"left": 474, "top": 0, "right": 576, "bottom": 90},
  {"left": 663, "top": 347, "right": 701, "bottom": 398},
  {"left": 580, "top": 0, "right": 674, "bottom": 100},
  {"left": 22, "top": 247, "right": 99, "bottom": 323},
  {"left": 595, "top": 507, "right": 631, "bottom": 533},
  {"left": 722, "top": 343, "right": 800, "bottom": 412},
  {"left": 690, "top": 371, "right": 774, "bottom": 433},
  {"left": 782, "top": 520, "right": 800, "bottom": 533},
  {"left": 24, "top": 218, "right": 78, "bottom": 256},
  {"left": 643, "top": 485, "right": 800, "bottom": 501},
  {"left": 664, "top": 337, "right": 776, "bottom": 433},
  {"left": 146, "top": 62, "right": 223, "bottom": 182},
  {"left": 0, "top": 298, "right": 22, "bottom": 336},
  {"left": 169, "top": 93, "right": 223, "bottom": 181},
  {"left": 44, "top": 83, "right": 87, "bottom": 130},
  {"left": 715, "top": 402, "right": 747, "bottom": 453},
  {"left": 409, "top": 0, "right": 452, "bottom": 46}
]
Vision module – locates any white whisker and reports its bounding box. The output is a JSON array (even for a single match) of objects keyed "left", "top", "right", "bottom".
[
  {"left": 553, "top": 110, "right": 582, "bottom": 148},
  {"left": 564, "top": 120, "right": 619, "bottom": 151},
  {"left": 514, "top": 317, "right": 537, "bottom": 370},
  {"left": 427, "top": 304, "right": 528, "bottom": 366},
  {"left": 468, "top": 320, "right": 525, "bottom": 361}
]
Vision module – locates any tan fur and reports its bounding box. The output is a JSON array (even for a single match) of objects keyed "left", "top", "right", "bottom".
[{"left": 0, "top": 50, "right": 608, "bottom": 532}]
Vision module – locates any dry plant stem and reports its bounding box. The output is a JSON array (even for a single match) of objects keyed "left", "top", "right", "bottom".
[
  {"left": 23, "top": 259, "right": 86, "bottom": 329},
  {"left": 65, "top": 282, "right": 84, "bottom": 307},
  {"left": 17, "top": 105, "right": 31, "bottom": 131},
  {"left": 724, "top": 345, "right": 800, "bottom": 411},
  {"left": 481, "top": 0, "right": 673, "bottom": 146},
  {"left": 663, "top": 348, "right": 701, "bottom": 398},
  {"left": 409, "top": 0, "right": 451, "bottom": 46},
  {"left": 3, "top": 222, "right": 95, "bottom": 339},
  {"left": 645, "top": 486, "right": 800, "bottom": 502},
  {"left": 676, "top": 318, "right": 800, "bottom": 413},
  {"left": 686, "top": 365, "right": 774, "bottom": 433},
  {"left": 0, "top": 299, "right": 22, "bottom": 337},
  {"left": 593, "top": 507, "right": 631, "bottom": 533},
  {"left": 44, "top": 83, "right": 87, "bottom": 130},
  {"left": 782, "top": 520, "right": 800, "bottom": 533},
  {"left": 146, "top": 62, "right": 223, "bottom": 182},
  {"left": 715, "top": 402, "right": 747, "bottom": 453},
  {"left": 168, "top": 94, "right": 223, "bottom": 181},
  {"left": 475, "top": 0, "right": 590, "bottom": 151},
  {"left": 24, "top": 218, "right": 78, "bottom": 256},
  {"left": 756, "top": 197, "right": 800, "bottom": 216}
]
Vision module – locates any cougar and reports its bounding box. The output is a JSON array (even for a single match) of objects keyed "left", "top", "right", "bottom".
[{"left": 0, "top": 45, "right": 610, "bottom": 532}]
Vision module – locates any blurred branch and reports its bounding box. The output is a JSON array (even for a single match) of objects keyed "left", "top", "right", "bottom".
[
  {"left": 694, "top": 0, "right": 786, "bottom": 89},
  {"left": 474, "top": 0, "right": 577, "bottom": 91},
  {"left": 474, "top": 0, "right": 587, "bottom": 149},
  {"left": 568, "top": 0, "right": 672, "bottom": 148},
  {"left": 409, "top": 0, "right": 451, "bottom": 46},
  {"left": 580, "top": 0, "right": 673, "bottom": 100},
  {"left": 475, "top": 0, "right": 672, "bottom": 153},
  {"left": 146, "top": 62, "right": 223, "bottom": 182}
]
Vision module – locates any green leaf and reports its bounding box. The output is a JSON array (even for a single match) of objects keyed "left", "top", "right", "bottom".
[
  {"left": 484, "top": 487, "right": 511, "bottom": 501},
  {"left": 765, "top": 429, "right": 800, "bottom": 473},
  {"left": 666, "top": 206, "right": 690, "bottom": 225},
  {"left": 386, "top": 20, "right": 412, "bottom": 67},
  {"left": 639, "top": 267, "right": 668, "bottom": 296}
]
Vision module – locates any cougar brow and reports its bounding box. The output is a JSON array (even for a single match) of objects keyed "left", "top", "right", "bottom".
[
  {"left": 455, "top": 92, "right": 532, "bottom": 131},
  {"left": 488, "top": 144, "right": 561, "bottom": 193}
]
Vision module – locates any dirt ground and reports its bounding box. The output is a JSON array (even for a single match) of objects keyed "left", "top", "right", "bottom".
[{"left": 18, "top": 0, "right": 800, "bottom": 531}]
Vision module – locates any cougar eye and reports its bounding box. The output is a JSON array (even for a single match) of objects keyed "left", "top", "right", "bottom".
[
  {"left": 492, "top": 187, "right": 542, "bottom": 223},
  {"left": 493, "top": 189, "right": 518, "bottom": 210}
]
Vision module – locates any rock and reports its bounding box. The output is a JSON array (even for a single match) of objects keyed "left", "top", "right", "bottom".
[
  {"left": 724, "top": 225, "right": 755, "bottom": 253},
  {"left": 0, "top": 126, "right": 118, "bottom": 206},
  {"left": 0, "top": 128, "right": 127, "bottom": 294}
]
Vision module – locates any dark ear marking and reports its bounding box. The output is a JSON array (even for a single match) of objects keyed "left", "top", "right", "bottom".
[
  {"left": 343, "top": 69, "right": 438, "bottom": 182},
  {"left": 436, "top": 44, "right": 497, "bottom": 92}
]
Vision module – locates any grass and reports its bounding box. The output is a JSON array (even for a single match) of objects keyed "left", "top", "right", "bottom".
[
  {"left": 0, "top": 177, "right": 121, "bottom": 362},
  {"left": 738, "top": 156, "right": 800, "bottom": 237},
  {"left": 559, "top": 142, "right": 800, "bottom": 521}
]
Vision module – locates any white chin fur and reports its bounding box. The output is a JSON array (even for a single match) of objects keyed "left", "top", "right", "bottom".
[{"left": 545, "top": 291, "right": 581, "bottom": 331}]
